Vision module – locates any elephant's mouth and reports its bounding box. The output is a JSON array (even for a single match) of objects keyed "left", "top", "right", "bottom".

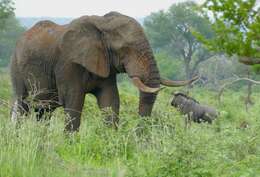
[{"left": 130, "top": 76, "right": 199, "bottom": 93}]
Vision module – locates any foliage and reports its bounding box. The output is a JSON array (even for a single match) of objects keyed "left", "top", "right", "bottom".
[
  {"left": 0, "top": 73, "right": 260, "bottom": 177},
  {"left": 0, "top": 0, "right": 14, "bottom": 30},
  {"left": 0, "top": 15, "right": 25, "bottom": 67},
  {"left": 155, "top": 51, "right": 185, "bottom": 80},
  {"left": 196, "top": 0, "right": 260, "bottom": 65},
  {"left": 0, "top": 0, "right": 25, "bottom": 67},
  {"left": 144, "top": 2, "right": 214, "bottom": 79}
]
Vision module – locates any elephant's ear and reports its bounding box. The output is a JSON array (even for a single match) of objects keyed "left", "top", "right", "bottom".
[{"left": 60, "top": 23, "right": 110, "bottom": 78}]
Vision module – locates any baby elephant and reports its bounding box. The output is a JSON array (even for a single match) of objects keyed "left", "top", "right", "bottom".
[{"left": 171, "top": 93, "right": 218, "bottom": 124}]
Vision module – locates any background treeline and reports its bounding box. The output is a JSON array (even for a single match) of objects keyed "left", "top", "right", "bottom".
[{"left": 143, "top": 1, "right": 260, "bottom": 90}]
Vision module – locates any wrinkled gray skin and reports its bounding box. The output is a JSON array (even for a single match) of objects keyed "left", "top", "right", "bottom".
[
  {"left": 171, "top": 93, "right": 218, "bottom": 123},
  {"left": 10, "top": 12, "right": 196, "bottom": 132}
]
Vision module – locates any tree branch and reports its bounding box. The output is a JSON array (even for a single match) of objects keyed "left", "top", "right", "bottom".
[
  {"left": 238, "top": 56, "right": 260, "bottom": 65},
  {"left": 181, "top": 48, "right": 186, "bottom": 60},
  {"left": 191, "top": 53, "right": 214, "bottom": 76},
  {"left": 217, "top": 75, "right": 260, "bottom": 103}
]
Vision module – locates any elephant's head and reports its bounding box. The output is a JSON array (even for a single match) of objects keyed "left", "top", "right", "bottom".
[{"left": 60, "top": 12, "right": 198, "bottom": 116}]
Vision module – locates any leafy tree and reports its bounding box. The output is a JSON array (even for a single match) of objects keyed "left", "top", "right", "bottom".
[
  {"left": 196, "top": 0, "right": 260, "bottom": 65},
  {"left": 155, "top": 51, "right": 185, "bottom": 80},
  {"left": 0, "top": 0, "right": 14, "bottom": 30},
  {"left": 0, "top": 0, "right": 25, "bottom": 67},
  {"left": 144, "top": 2, "right": 214, "bottom": 79},
  {"left": 0, "top": 16, "right": 25, "bottom": 67}
]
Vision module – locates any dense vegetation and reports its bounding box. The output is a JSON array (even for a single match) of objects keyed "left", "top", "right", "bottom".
[{"left": 0, "top": 72, "right": 260, "bottom": 177}]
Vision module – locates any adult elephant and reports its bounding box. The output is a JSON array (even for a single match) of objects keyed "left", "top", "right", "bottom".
[{"left": 10, "top": 12, "right": 197, "bottom": 131}]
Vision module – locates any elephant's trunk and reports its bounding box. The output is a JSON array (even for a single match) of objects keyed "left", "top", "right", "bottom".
[
  {"left": 138, "top": 57, "right": 160, "bottom": 116},
  {"left": 124, "top": 45, "right": 161, "bottom": 116}
]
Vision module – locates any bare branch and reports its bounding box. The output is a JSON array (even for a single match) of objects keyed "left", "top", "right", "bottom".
[
  {"left": 239, "top": 56, "right": 260, "bottom": 65},
  {"left": 232, "top": 73, "right": 260, "bottom": 84},
  {"left": 191, "top": 53, "right": 215, "bottom": 76},
  {"left": 217, "top": 75, "right": 260, "bottom": 103}
]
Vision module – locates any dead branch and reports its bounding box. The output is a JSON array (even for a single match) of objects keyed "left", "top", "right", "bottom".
[
  {"left": 239, "top": 56, "right": 260, "bottom": 65},
  {"left": 217, "top": 74, "right": 260, "bottom": 103}
]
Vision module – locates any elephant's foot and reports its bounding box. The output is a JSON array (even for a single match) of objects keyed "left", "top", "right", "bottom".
[
  {"left": 103, "top": 113, "right": 119, "bottom": 129},
  {"left": 64, "top": 115, "right": 81, "bottom": 132}
]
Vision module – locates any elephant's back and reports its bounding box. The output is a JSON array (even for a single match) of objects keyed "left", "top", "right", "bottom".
[
  {"left": 15, "top": 20, "right": 65, "bottom": 67},
  {"left": 24, "top": 20, "right": 65, "bottom": 41},
  {"left": 11, "top": 21, "right": 66, "bottom": 93}
]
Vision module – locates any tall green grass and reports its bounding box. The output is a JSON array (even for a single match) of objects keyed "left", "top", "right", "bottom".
[{"left": 0, "top": 74, "right": 259, "bottom": 177}]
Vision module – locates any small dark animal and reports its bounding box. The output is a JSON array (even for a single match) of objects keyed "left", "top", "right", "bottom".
[{"left": 171, "top": 93, "right": 218, "bottom": 124}]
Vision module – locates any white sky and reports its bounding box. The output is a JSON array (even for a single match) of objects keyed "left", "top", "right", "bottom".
[{"left": 14, "top": 0, "right": 204, "bottom": 18}]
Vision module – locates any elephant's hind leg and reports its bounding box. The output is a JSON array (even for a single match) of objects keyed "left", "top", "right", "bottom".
[
  {"left": 11, "top": 98, "right": 29, "bottom": 122},
  {"left": 10, "top": 78, "right": 29, "bottom": 122}
]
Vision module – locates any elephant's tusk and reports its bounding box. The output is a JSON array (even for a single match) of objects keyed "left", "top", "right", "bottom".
[
  {"left": 160, "top": 75, "right": 199, "bottom": 87},
  {"left": 131, "top": 77, "right": 161, "bottom": 93}
]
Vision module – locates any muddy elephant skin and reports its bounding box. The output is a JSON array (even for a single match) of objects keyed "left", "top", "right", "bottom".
[
  {"left": 10, "top": 12, "right": 198, "bottom": 131},
  {"left": 171, "top": 93, "right": 218, "bottom": 123}
]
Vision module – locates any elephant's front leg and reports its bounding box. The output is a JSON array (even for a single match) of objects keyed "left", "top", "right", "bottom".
[
  {"left": 94, "top": 79, "right": 120, "bottom": 127},
  {"left": 63, "top": 89, "right": 85, "bottom": 132},
  {"left": 56, "top": 64, "right": 86, "bottom": 132}
]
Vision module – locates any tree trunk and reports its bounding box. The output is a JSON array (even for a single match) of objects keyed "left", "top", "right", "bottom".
[
  {"left": 184, "top": 59, "right": 192, "bottom": 80},
  {"left": 245, "top": 71, "right": 254, "bottom": 112}
]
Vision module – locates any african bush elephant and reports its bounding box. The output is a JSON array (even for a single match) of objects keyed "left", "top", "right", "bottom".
[{"left": 10, "top": 12, "right": 197, "bottom": 131}]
